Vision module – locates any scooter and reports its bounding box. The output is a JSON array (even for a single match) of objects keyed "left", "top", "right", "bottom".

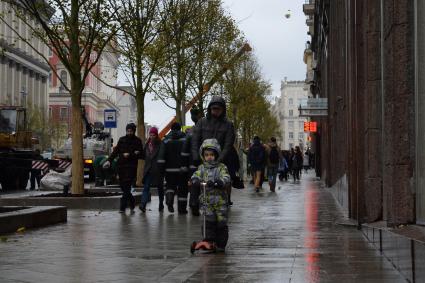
[{"left": 190, "top": 182, "right": 217, "bottom": 254}]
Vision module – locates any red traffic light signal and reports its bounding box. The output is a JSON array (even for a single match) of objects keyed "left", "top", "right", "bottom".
[
  {"left": 310, "top": 122, "right": 317, "bottom": 132},
  {"left": 303, "top": 122, "right": 318, "bottom": 132},
  {"left": 304, "top": 122, "right": 310, "bottom": 132}
]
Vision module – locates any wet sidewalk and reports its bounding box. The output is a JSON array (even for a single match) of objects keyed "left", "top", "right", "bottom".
[{"left": 0, "top": 173, "right": 405, "bottom": 282}]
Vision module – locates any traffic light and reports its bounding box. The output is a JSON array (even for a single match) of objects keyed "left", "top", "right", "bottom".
[
  {"left": 304, "top": 121, "right": 318, "bottom": 132},
  {"left": 304, "top": 122, "right": 310, "bottom": 132},
  {"left": 310, "top": 122, "right": 317, "bottom": 132}
]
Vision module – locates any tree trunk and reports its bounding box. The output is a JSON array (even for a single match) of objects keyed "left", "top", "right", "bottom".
[
  {"left": 176, "top": 99, "right": 182, "bottom": 124},
  {"left": 135, "top": 90, "right": 145, "bottom": 187},
  {"left": 70, "top": 78, "right": 84, "bottom": 195},
  {"left": 181, "top": 99, "right": 186, "bottom": 125}
]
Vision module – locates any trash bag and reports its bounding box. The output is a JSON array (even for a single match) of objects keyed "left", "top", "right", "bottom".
[{"left": 40, "top": 167, "right": 71, "bottom": 191}]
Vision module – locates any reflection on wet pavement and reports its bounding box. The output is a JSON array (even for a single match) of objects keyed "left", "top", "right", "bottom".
[{"left": 0, "top": 173, "right": 405, "bottom": 282}]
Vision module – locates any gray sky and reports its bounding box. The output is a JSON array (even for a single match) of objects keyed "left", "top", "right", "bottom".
[{"left": 121, "top": 0, "right": 308, "bottom": 128}]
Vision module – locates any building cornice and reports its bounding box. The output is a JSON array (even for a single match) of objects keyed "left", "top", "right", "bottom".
[
  {"left": 49, "top": 92, "right": 119, "bottom": 111},
  {"left": 0, "top": 39, "right": 50, "bottom": 74}
]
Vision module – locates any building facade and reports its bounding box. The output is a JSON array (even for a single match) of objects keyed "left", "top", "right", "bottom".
[
  {"left": 271, "top": 79, "right": 309, "bottom": 150},
  {"left": 306, "top": 0, "right": 419, "bottom": 226},
  {"left": 304, "top": 2, "right": 425, "bottom": 279},
  {"left": 0, "top": 1, "right": 49, "bottom": 110},
  {"left": 48, "top": 49, "right": 120, "bottom": 145},
  {"left": 115, "top": 86, "right": 137, "bottom": 139}
]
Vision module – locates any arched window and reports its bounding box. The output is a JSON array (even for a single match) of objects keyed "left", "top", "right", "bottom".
[{"left": 59, "top": 70, "right": 67, "bottom": 91}]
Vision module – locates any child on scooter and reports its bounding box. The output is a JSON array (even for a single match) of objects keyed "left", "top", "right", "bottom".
[{"left": 191, "top": 138, "right": 231, "bottom": 252}]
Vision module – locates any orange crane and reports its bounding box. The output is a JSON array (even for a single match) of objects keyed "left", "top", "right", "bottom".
[{"left": 159, "top": 43, "right": 252, "bottom": 138}]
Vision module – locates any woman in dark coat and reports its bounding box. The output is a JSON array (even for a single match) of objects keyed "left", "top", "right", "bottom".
[{"left": 140, "top": 127, "right": 164, "bottom": 212}]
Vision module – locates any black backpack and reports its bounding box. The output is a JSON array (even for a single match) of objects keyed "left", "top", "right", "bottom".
[
  {"left": 269, "top": 146, "right": 280, "bottom": 164},
  {"left": 250, "top": 144, "right": 265, "bottom": 164}
]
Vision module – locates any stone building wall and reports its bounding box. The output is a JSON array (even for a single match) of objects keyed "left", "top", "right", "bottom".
[{"left": 311, "top": 0, "right": 415, "bottom": 225}]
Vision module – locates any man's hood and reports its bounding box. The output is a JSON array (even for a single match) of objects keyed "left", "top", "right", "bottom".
[
  {"left": 206, "top": 95, "right": 227, "bottom": 119},
  {"left": 166, "top": 129, "right": 185, "bottom": 140}
]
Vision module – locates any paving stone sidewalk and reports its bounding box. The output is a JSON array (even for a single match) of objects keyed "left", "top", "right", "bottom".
[{"left": 0, "top": 173, "right": 405, "bottom": 282}]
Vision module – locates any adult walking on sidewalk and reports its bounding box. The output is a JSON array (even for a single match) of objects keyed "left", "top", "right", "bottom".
[
  {"left": 292, "top": 146, "right": 303, "bottom": 183},
  {"left": 139, "top": 127, "right": 164, "bottom": 213},
  {"left": 103, "top": 123, "right": 143, "bottom": 213},
  {"left": 157, "top": 122, "right": 187, "bottom": 214},
  {"left": 181, "top": 107, "right": 203, "bottom": 216},
  {"left": 248, "top": 136, "right": 266, "bottom": 192},
  {"left": 265, "top": 137, "right": 282, "bottom": 192},
  {"left": 191, "top": 95, "right": 236, "bottom": 204}
]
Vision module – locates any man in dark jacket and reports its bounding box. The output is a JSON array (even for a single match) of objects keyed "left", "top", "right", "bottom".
[
  {"left": 104, "top": 123, "right": 143, "bottom": 213},
  {"left": 191, "top": 96, "right": 236, "bottom": 206},
  {"left": 248, "top": 136, "right": 267, "bottom": 192},
  {"left": 157, "top": 122, "right": 187, "bottom": 213},
  {"left": 191, "top": 96, "right": 235, "bottom": 165}
]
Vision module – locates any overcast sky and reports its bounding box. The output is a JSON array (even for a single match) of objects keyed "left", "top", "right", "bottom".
[{"left": 121, "top": 0, "right": 309, "bottom": 128}]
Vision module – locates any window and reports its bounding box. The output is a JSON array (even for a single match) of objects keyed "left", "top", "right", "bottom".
[
  {"left": 59, "top": 70, "right": 68, "bottom": 91},
  {"left": 289, "top": 132, "right": 294, "bottom": 139},
  {"left": 49, "top": 107, "right": 52, "bottom": 118},
  {"left": 288, "top": 121, "right": 294, "bottom": 129},
  {"left": 289, "top": 98, "right": 293, "bottom": 105},
  {"left": 289, "top": 110, "right": 293, "bottom": 117},
  {"left": 289, "top": 143, "right": 294, "bottom": 149},
  {"left": 49, "top": 73, "right": 52, "bottom": 87},
  {"left": 0, "top": 109, "right": 17, "bottom": 133},
  {"left": 60, "top": 107, "right": 68, "bottom": 120},
  {"left": 299, "top": 121, "right": 304, "bottom": 130},
  {"left": 298, "top": 132, "right": 304, "bottom": 140}
]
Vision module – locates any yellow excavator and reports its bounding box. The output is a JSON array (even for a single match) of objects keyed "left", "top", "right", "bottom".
[{"left": 0, "top": 106, "right": 56, "bottom": 190}]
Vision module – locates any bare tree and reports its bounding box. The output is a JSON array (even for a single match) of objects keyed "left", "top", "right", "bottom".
[{"left": 0, "top": 0, "right": 119, "bottom": 194}]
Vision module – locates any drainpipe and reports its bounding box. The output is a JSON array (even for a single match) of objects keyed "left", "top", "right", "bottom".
[
  {"left": 380, "top": 0, "right": 385, "bottom": 221},
  {"left": 354, "top": 0, "right": 359, "bottom": 228},
  {"left": 414, "top": 0, "right": 419, "bottom": 224}
]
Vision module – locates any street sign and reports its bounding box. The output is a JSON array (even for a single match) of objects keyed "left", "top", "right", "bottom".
[
  {"left": 299, "top": 98, "right": 328, "bottom": 117},
  {"left": 104, "top": 109, "right": 117, "bottom": 128}
]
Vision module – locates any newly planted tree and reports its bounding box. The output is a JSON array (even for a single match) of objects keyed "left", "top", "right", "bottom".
[
  {"left": 0, "top": 0, "right": 118, "bottom": 194},
  {"left": 188, "top": 0, "right": 239, "bottom": 113},
  {"left": 151, "top": 0, "right": 208, "bottom": 124},
  {"left": 222, "top": 53, "right": 280, "bottom": 148}
]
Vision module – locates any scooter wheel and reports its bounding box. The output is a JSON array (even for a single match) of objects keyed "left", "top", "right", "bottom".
[{"left": 190, "top": 241, "right": 197, "bottom": 254}]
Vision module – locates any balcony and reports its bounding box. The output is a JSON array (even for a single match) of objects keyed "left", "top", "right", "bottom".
[
  {"left": 306, "top": 17, "right": 314, "bottom": 27},
  {"left": 306, "top": 70, "right": 314, "bottom": 83},
  {"left": 303, "top": 0, "right": 315, "bottom": 16}
]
